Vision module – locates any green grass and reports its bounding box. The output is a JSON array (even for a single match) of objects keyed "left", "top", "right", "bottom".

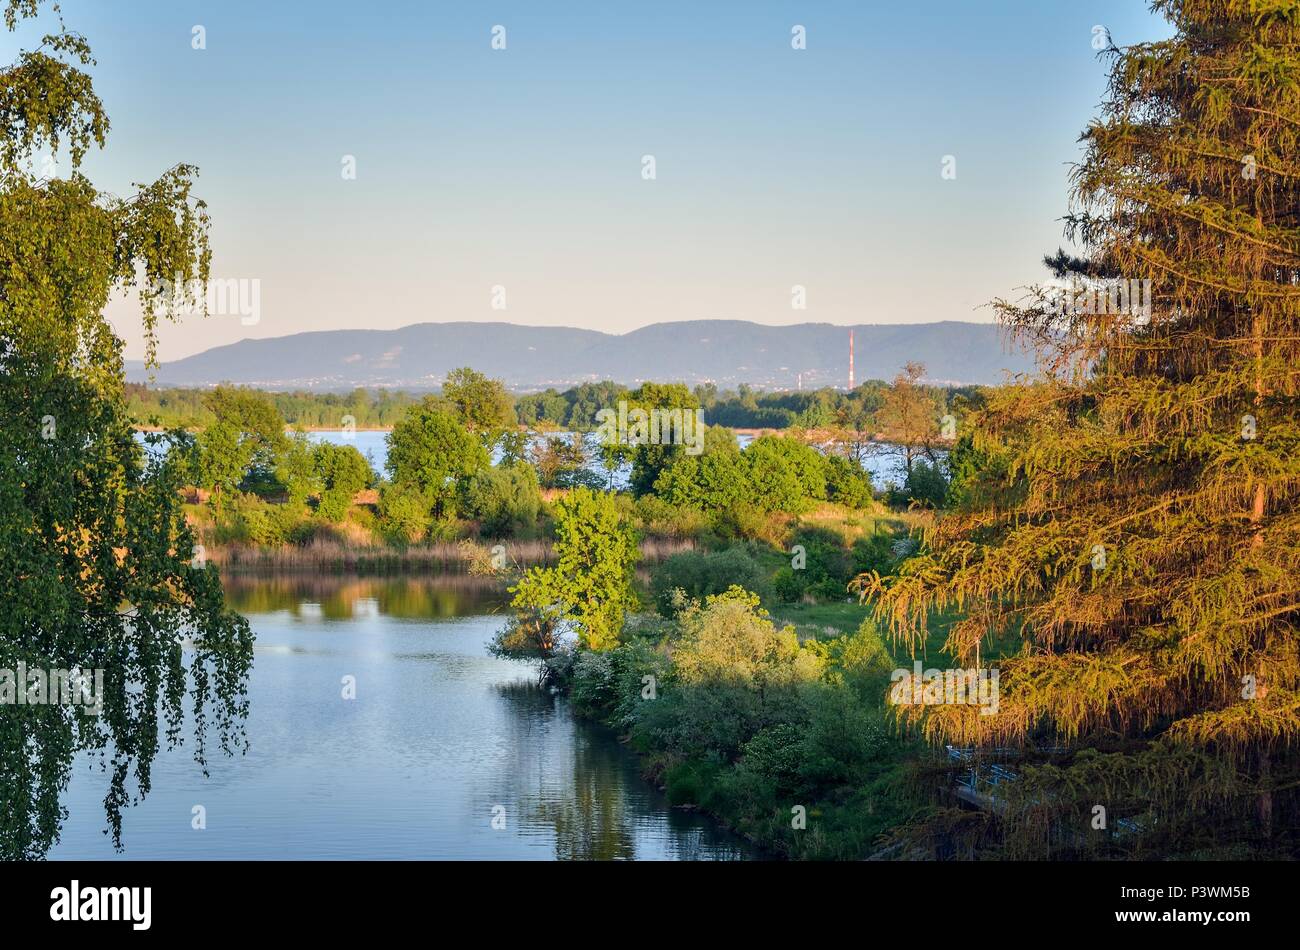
[
  {"left": 878, "top": 604, "right": 1021, "bottom": 666},
  {"left": 770, "top": 600, "right": 871, "bottom": 638}
]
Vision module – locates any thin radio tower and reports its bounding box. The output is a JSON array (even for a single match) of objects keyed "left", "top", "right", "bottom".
[{"left": 848, "top": 329, "right": 855, "bottom": 390}]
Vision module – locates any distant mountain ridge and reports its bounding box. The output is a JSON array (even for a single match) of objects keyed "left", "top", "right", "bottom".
[{"left": 125, "top": 320, "right": 1035, "bottom": 391}]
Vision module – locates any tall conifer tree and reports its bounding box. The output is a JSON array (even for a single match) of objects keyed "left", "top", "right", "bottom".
[{"left": 863, "top": 1, "right": 1300, "bottom": 857}]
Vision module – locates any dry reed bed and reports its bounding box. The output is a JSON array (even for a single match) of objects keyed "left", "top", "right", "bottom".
[{"left": 207, "top": 536, "right": 697, "bottom": 574}]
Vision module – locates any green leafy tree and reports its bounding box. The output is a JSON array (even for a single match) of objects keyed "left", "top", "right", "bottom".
[
  {"left": 497, "top": 428, "right": 530, "bottom": 467},
  {"left": 312, "top": 442, "right": 372, "bottom": 522},
  {"left": 626, "top": 382, "right": 701, "bottom": 496},
  {"left": 0, "top": 0, "right": 251, "bottom": 858},
  {"left": 508, "top": 488, "right": 639, "bottom": 651},
  {"left": 377, "top": 481, "right": 433, "bottom": 543},
  {"left": 744, "top": 435, "right": 825, "bottom": 513},
  {"left": 651, "top": 425, "right": 748, "bottom": 510},
  {"left": 441, "top": 367, "right": 516, "bottom": 446},
  {"left": 275, "top": 431, "right": 319, "bottom": 505},
  {"left": 875, "top": 362, "right": 944, "bottom": 483},
  {"left": 830, "top": 383, "right": 887, "bottom": 465},
  {"left": 567, "top": 381, "right": 628, "bottom": 430},
  {"left": 196, "top": 386, "right": 289, "bottom": 498},
  {"left": 531, "top": 433, "right": 595, "bottom": 489},
  {"left": 385, "top": 398, "right": 489, "bottom": 520},
  {"left": 514, "top": 388, "right": 568, "bottom": 429}
]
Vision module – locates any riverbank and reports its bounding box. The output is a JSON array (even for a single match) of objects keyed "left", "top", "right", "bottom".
[{"left": 541, "top": 598, "right": 929, "bottom": 860}]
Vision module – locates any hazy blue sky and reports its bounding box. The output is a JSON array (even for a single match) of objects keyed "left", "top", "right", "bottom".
[{"left": 3, "top": 1, "right": 1171, "bottom": 362}]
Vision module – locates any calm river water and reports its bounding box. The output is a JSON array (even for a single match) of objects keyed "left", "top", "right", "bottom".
[{"left": 47, "top": 575, "right": 755, "bottom": 860}]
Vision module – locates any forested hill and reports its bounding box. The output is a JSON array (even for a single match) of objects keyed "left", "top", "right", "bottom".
[{"left": 126, "top": 320, "right": 1034, "bottom": 391}]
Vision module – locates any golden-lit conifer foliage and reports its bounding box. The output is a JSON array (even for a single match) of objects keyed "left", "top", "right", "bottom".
[{"left": 861, "top": 0, "right": 1300, "bottom": 857}]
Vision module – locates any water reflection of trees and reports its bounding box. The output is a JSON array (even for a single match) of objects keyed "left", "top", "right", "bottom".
[
  {"left": 222, "top": 575, "right": 510, "bottom": 620},
  {"left": 492, "top": 682, "right": 751, "bottom": 860},
  {"left": 492, "top": 682, "right": 638, "bottom": 859}
]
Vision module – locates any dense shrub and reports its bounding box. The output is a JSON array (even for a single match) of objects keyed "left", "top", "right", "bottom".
[
  {"left": 796, "top": 686, "right": 889, "bottom": 787},
  {"left": 885, "top": 459, "right": 949, "bottom": 509},
  {"left": 772, "top": 566, "right": 806, "bottom": 604},
  {"left": 632, "top": 495, "right": 709, "bottom": 539},
  {"left": 905, "top": 459, "right": 949, "bottom": 509},
  {"left": 708, "top": 501, "right": 787, "bottom": 545},
  {"left": 567, "top": 635, "right": 669, "bottom": 730},
  {"left": 463, "top": 463, "right": 541, "bottom": 536},
  {"left": 211, "top": 494, "right": 308, "bottom": 546},
  {"left": 773, "top": 527, "right": 857, "bottom": 603},
  {"left": 635, "top": 682, "right": 776, "bottom": 763},
  {"left": 826, "top": 618, "right": 896, "bottom": 693},
  {"left": 823, "top": 454, "right": 874, "bottom": 509},
  {"left": 851, "top": 528, "right": 897, "bottom": 578},
  {"left": 649, "top": 546, "right": 769, "bottom": 614},
  {"left": 672, "top": 587, "right": 826, "bottom": 689},
  {"left": 740, "top": 723, "right": 807, "bottom": 793},
  {"left": 377, "top": 482, "right": 433, "bottom": 542}
]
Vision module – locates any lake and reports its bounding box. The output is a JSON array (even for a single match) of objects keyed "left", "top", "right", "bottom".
[{"left": 46, "top": 575, "right": 756, "bottom": 860}]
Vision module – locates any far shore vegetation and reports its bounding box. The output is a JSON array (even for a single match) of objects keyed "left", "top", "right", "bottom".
[{"left": 151, "top": 363, "right": 960, "bottom": 578}]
